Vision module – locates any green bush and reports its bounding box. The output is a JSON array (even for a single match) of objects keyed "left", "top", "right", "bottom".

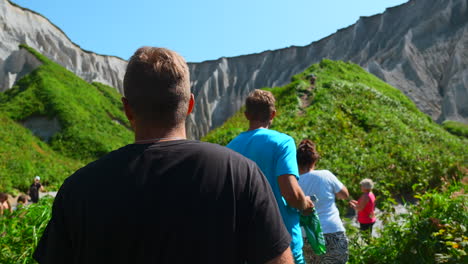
[
  {"left": 348, "top": 182, "right": 468, "bottom": 264},
  {"left": 0, "top": 197, "right": 53, "bottom": 264},
  {"left": 442, "top": 120, "right": 468, "bottom": 139}
]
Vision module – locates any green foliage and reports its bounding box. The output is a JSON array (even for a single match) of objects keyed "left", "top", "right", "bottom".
[
  {"left": 442, "top": 120, "right": 468, "bottom": 139},
  {"left": 203, "top": 59, "right": 468, "bottom": 198},
  {"left": 348, "top": 183, "right": 468, "bottom": 264},
  {"left": 0, "top": 45, "right": 133, "bottom": 192},
  {"left": 0, "top": 114, "right": 81, "bottom": 192},
  {"left": 0, "top": 197, "right": 53, "bottom": 264}
]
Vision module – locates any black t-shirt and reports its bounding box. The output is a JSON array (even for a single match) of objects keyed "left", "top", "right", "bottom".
[
  {"left": 30, "top": 182, "right": 41, "bottom": 203},
  {"left": 34, "top": 140, "right": 291, "bottom": 264}
]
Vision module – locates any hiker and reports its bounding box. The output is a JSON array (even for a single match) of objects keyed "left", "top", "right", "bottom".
[
  {"left": 296, "top": 139, "right": 350, "bottom": 264},
  {"left": 29, "top": 176, "right": 44, "bottom": 203},
  {"left": 307, "top": 74, "right": 317, "bottom": 89},
  {"left": 34, "top": 47, "right": 294, "bottom": 264},
  {"left": 350, "top": 178, "right": 376, "bottom": 235},
  {"left": 227, "top": 89, "right": 314, "bottom": 264},
  {"left": 15, "top": 194, "right": 28, "bottom": 210},
  {"left": 0, "top": 192, "right": 13, "bottom": 215}
]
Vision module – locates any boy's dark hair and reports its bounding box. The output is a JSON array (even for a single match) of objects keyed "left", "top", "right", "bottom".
[
  {"left": 297, "top": 139, "right": 321, "bottom": 169},
  {"left": 0, "top": 192, "right": 8, "bottom": 202},
  {"left": 17, "top": 195, "right": 28, "bottom": 204}
]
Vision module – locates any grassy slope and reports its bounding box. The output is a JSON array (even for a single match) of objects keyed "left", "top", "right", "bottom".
[
  {"left": 443, "top": 120, "right": 468, "bottom": 138},
  {"left": 0, "top": 45, "right": 133, "bottom": 192},
  {"left": 203, "top": 60, "right": 468, "bottom": 196}
]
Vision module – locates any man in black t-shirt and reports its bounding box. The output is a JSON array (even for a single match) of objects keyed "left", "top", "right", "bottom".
[
  {"left": 29, "top": 176, "right": 44, "bottom": 203},
  {"left": 34, "top": 47, "right": 293, "bottom": 264}
]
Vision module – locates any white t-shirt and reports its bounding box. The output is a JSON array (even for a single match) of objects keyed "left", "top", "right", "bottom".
[{"left": 298, "top": 170, "right": 345, "bottom": 234}]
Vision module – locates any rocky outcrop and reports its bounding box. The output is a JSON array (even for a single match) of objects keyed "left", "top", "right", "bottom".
[
  {"left": 0, "top": 0, "right": 127, "bottom": 92},
  {"left": 0, "top": 47, "right": 42, "bottom": 90},
  {"left": 1, "top": 0, "right": 467, "bottom": 139}
]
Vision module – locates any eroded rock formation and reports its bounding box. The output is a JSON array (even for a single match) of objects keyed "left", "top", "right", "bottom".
[{"left": 1, "top": 0, "right": 467, "bottom": 139}]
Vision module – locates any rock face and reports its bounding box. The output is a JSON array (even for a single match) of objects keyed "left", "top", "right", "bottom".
[
  {"left": 1, "top": 0, "right": 467, "bottom": 139},
  {"left": 187, "top": 0, "right": 468, "bottom": 138},
  {"left": 0, "top": 0, "right": 127, "bottom": 92}
]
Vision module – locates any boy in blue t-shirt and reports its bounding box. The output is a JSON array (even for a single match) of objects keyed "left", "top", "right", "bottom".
[{"left": 228, "top": 89, "right": 314, "bottom": 264}]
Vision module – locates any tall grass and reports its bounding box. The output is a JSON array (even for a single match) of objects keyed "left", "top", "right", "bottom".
[{"left": 0, "top": 197, "right": 53, "bottom": 263}]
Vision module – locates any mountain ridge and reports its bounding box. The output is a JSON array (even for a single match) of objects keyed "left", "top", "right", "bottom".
[{"left": 1, "top": 0, "right": 467, "bottom": 139}]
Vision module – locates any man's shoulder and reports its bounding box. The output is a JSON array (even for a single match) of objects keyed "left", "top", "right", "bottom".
[
  {"left": 262, "top": 129, "right": 294, "bottom": 143},
  {"left": 189, "top": 141, "right": 256, "bottom": 164},
  {"left": 315, "top": 169, "right": 334, "bottom": 176},
  {"left": 64, "top": 144, "right": 136, "bottom": 185}
]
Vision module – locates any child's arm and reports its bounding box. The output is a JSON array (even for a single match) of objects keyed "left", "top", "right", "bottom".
[{"left": 350, "top": 195, "right": 369, "bottom": 212}]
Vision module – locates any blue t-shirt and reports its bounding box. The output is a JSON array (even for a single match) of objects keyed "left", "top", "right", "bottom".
[{"left": 227, "top": 129, "right": 303, "bottom": 255}]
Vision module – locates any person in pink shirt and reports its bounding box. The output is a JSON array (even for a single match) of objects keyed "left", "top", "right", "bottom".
[{"left": 349, "top": 179, "right": 376, "bottom": 234}]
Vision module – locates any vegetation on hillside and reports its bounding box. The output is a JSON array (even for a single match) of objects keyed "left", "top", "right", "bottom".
[
  {"left": 0, "top": 48, "right": 467, "bottom": 263},
  {"left": 0, "top": 45, "right": 132, "bottom": 192},
  {"left": 347, "top": 181, "right": 468, "bottom": 264},
  {"left": 0, "top": 197, "right": 53, "bottom": 264},
  {"left": 443, "top": 120, "right": 468, "bottom": 139},
  {"left": 203, "top": 60, "right": 468, "bottom": 197},
  {"left": 204, "top": 59, "right": 468, "bottom": 263}
]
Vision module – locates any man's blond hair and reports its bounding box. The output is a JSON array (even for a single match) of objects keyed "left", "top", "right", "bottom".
[
  {"left": 245, "top": 89, "right": 276, "bottom": 122},
  {"left": 123, "top": 47, "right": 190, "bottom": 128}
]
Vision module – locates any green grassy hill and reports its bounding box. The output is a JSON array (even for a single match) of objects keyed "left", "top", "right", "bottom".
[
  {"left": 203, "top": 60, "right": 468, "bottom": 197},
  {"left": 0, "top": 45, "right": 133, "bottom": 192}
]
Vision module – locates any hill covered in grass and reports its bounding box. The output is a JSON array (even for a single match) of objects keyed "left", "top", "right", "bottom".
[
  {"left": 0, "top": 45, "right": 132, "bottom": 192},
  {"left": 203, "top": 60, "right": 467, "bottom": 197}
]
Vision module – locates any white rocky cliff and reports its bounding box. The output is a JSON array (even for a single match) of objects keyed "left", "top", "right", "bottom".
[
  {"left": 186, "top": 0, "right": 468, "bottom": 138},
  {"left": 0, "top": 0, "right": 127, "bottom": 92},
  {"left": 1, "top": 0, "right": 467, "bottom": 139}
]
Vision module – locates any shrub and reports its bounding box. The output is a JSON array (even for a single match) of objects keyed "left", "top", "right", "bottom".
[
  {"left": 442, "top": 120, "right": 468, "bottom": 139},
  {"left": 0, "top": 197, "right": 53, "bottom": 263},
  {"left": 348, "top": 182, "right": 468, "bottom": 264}
]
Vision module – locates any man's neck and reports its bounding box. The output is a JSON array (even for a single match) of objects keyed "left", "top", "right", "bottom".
[
  {"left": 299, "top": 165, "right": 315, "bottom": 175},
  {"left": 134, "top": 124, "right": 187, "bottom": 143},
  {"left": 248, "top": 120, "right": 271, "bottom": 131}
]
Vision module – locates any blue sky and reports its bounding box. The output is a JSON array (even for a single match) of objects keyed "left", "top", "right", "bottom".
[{"left": 12, "top": 0, "right": 408, "bottom": 62}]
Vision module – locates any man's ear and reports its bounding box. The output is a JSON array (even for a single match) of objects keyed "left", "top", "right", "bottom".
[
  {"left": 121, "top": 97, "right": 135, "bottom": 128},
  {"left": 244, "top": 111, "right": 251, "bottom": 121},
  {"left": 187, "top": 94, "right": 195, "bottom": 115},
  {"left": 270, "top": 110, "right": 277, "bottom": 120}
]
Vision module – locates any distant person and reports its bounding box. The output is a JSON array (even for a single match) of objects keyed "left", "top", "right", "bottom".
[
  {"left": 296, "top": 139, "right": 350, "bottom": 264},
  {"left": 227, "top": 89, "right": 314, "bottom": 264},
  {"left": 307, "top": 74, "right": 317, "bottom": 89},
  {"left": 34, "top": 47, "right": 294, "bottom": 264},
  {"left": 350, "top": 179, "right": 376, "bottom": 234},
  {"left": 0, "top": 192, "right": 13, "bottom": 215},
  {"left": 15, "top": 194, "right": 29, "bottom": 210},
  {"left": 29, "top": 176, "right": 44, "bottom": 203}
]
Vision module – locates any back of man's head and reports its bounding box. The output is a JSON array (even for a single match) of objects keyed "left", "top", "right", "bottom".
[
  {"left": 123, "top": 47, "right": 191, "bottom": 128},
  {"left": 245, "top": 89, "right": 276, "bottom": 122}
]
